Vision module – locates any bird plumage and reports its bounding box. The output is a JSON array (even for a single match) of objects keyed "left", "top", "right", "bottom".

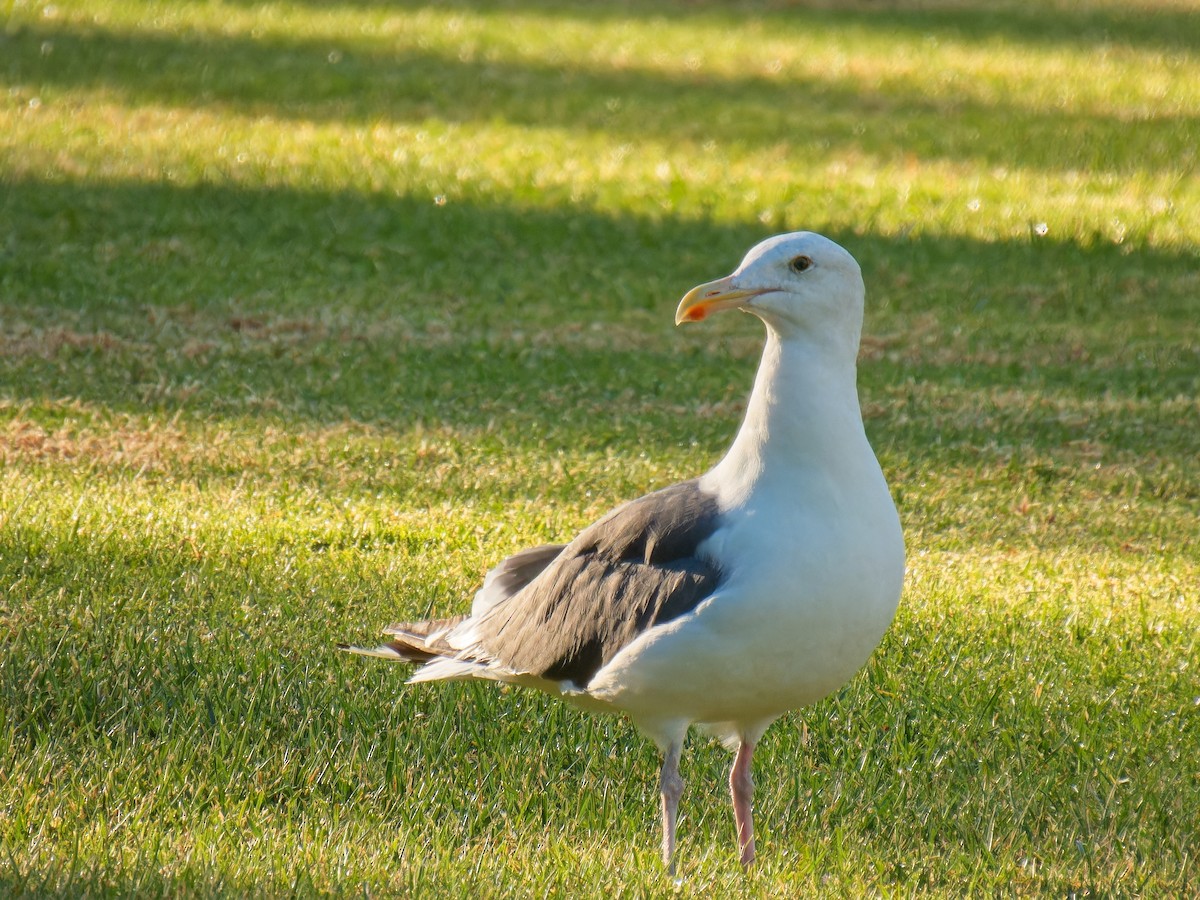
[{"left": 341, "top": 231, "right": 905, "bottom": 873}]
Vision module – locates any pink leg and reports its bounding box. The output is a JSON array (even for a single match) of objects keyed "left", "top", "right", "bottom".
[
  {"left": 730, "top": 739, "right": 756, "bottom": 867},
  {"left": 659, "top": 741, "right": 684, "bottom": 875}
]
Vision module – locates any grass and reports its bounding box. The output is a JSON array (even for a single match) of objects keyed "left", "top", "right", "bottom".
[{"left": 1, "top": 0, "right": 1198, "bottom": 895}]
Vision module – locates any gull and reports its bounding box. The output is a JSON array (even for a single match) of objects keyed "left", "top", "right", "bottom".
[{"left": 342, "top": 232, "right": 905, "bottom": 872}]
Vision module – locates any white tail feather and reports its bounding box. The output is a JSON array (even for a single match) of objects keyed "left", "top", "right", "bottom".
[
  {"left": 407, "top": 657, "right": 500, "bottom": 684},
  {"left": 338, "top": 644, "right": 407, "bottom": 660}
]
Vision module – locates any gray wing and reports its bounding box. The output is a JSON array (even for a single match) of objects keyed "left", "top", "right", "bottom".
[
  {"left": 470, "top": 543, "right": 568, "bottom": 618},
  {"left": 368, "top": 543, "right": 567, "bottom": 659},
  {"left": 470, "top": 479, "right": 724, "bottom": 687}
]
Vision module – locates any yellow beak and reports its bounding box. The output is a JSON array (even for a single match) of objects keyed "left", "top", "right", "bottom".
[{"left": 674, "top": 276, "right": 767, "bottom": 325}]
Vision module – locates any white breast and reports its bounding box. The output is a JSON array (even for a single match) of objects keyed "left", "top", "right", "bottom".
[
  {"left": 586, "top": 468, "right": 902, "bottom": 725},
  {"left": 584, "top": 323, "right": 905, "bottom": 737}
]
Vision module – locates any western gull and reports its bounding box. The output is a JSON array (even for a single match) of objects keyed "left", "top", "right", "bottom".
[{"left": 341, "top": 231, "right": 905, "bottom": 872}]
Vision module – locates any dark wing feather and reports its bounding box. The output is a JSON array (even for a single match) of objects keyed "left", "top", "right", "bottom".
[
  {"left": 379, "top": 616, "right": 466, "bottom": 661},
  {"left": 369, "top": 544, "right": 568, "bottom": 661},
  {"left": 471, "top": 543, "right": 568, "bottom": 617},
  {"left": 471, "top": 479, "right": 723, "bottom": 687}
]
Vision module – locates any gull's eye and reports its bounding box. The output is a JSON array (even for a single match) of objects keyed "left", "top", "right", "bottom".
[{"left": 789, "top": 255, "right": 813, "bottom": 274}]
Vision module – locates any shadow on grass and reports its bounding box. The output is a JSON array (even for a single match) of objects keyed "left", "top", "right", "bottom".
[
  {"left": 211, "top": 0, "right": 1200, "bottom": 54},
  {"left": 5, "top": 175, "right": 1196, "bottom": 312},
  {"left": 4, "top": 16, "right": 1196, "bottom": 176},
  {"left": 2, "top": 176, "right": 1197, "bottom": 454}
]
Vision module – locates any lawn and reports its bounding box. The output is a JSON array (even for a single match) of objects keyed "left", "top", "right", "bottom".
[{"left": 2, "top": 0, "right": 1198, "bottom": 895}]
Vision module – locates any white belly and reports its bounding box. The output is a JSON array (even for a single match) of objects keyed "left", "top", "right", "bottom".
[{"left": 585, "top": 485, "right": 905, "bottom": 734}]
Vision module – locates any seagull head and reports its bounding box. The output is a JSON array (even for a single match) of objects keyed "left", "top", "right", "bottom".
[{"left": 675, "top": 232, "right": 865, "bottom": 344}]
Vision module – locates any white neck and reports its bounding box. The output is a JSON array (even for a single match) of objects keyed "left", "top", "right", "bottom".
[{"left": 705, "top": 323, "right": 869, "bottom": 505}]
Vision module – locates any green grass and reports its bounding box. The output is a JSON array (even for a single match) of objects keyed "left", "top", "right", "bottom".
[{"left": 2, "top": 0, "right": 1198, "bottom": 895}]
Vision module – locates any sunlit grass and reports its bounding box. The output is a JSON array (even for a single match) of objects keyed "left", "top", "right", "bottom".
[
  {"left": 2, "top": 0, "right": 1198, "bottom": 895},
  {"left": 6, "top": 0, "right": 1199, "bottom": 240}
]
